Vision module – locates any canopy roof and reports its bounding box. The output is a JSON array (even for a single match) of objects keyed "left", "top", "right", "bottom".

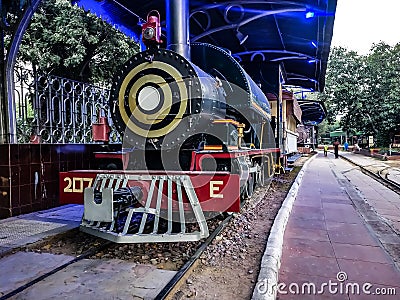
[
  {"left": 329, "top": 129, "right": 346, "bottom": 137},
  {"left": 297, "top": 99, "right": 326, "bottom": 125},
  {"left": 74, "top": 0, "right": 337, "bottom": 92}
]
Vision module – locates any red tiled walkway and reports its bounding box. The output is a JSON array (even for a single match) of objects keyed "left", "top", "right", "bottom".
[{"left": 278, "top": 153, "right": 400, "bottom": 299}]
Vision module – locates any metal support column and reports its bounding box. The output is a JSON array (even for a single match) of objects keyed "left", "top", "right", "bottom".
[
  {"left": 3, "top": 0, "right": 42, "bottom": 143},
  {"left": 0, "top": 28, "right": 8, "bottom": 143}
]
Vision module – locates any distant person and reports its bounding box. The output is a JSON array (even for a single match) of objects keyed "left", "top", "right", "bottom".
[
  {"left": 324, "top": 144, "right": 328, "bottom": 157},
  {"left": 344, "top": 141, "right": 349, "bottom": 151},
  {"left": 333, "top": 139, "right": 340, "bottom": 158}
]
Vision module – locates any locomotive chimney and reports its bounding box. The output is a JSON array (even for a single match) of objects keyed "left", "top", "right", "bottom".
[{"left": 166, "top": 0, "right": 191, "bottom": 60}]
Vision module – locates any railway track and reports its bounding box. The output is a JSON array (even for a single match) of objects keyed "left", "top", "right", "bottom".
[
  {"left": 154, "top": 214, "right": 233, "bottom": 299},
  {"left": 0, "top": 162, "right": 305, "bottom": 299},
  {"left": 379, "top": 167, "right": 400, "bottom": 192},
  {"left": 0, "top": 214, "right": 234, "bottom": 300},
  {"left": 6, "top": 154, "right": 394, "bottom": 299},
  {"left": 0, "top": 240, "right": 113, "bottom": 300},
  {"left": 340, "top": 154, "right": 400, "bottom": 194}
]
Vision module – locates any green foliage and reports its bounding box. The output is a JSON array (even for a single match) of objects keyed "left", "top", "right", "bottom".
[
  {"left": 17, "top": 0, "right": 139, "bottom": 84},
  {"left": 318, "top": 119, "right": 340, "bottom": 138},
  {"left": 378, "top": 147, "right": 400, "bottom": 155},
  {"left": 319, "top": 44, "right": 400, "bottom": 147}
]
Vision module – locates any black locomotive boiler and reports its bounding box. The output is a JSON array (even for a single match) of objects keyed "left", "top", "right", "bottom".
[
  {"left": 110, "top": 43, "right": 277, "bottom": 172},
  {"left": 60, "top": 9, "right": 280, "bottom": 243}
]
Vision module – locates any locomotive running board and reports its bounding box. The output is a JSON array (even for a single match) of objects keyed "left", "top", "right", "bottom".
[{"left": 80, "top": 173, "right": 209, "bottom": 243}]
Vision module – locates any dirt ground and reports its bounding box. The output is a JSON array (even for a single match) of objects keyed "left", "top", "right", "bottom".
[{"left": 170, "top": 158, "right": 308, "bottom": 300}]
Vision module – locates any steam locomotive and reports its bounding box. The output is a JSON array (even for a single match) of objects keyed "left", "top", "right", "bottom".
[{"left": 59, "top": 11, "right": 280, "bottom": 243}]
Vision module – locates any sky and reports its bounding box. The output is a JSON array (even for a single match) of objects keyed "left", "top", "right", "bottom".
[{"left": 331, "top": 0, "right": 400, "bottom": 54}]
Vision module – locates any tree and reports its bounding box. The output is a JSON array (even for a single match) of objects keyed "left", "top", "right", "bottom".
[
  {"left": 319, "top": 44, "right": 400, "bottom": 147},
  {"left": 318, "top": 47, "right": 366, "bottom": 127},
  {"left": 364, "top": 42, "right": 400, "bottom": 146},
  {"left": 318, "top": 119, "right": 340, "bottom": 139},
  {"left": 17, "top": 0, "right": 139, "bottom": 84}
]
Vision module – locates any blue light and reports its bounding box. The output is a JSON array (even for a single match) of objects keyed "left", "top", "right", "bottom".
[
  {"left": 308, "top": 59, "right": 316, "bottom": 63},
  {"left": 311, "top": 41, "right": 317, "bottom": 48},
  {"left": 305, "top": 11, "right": 315, "bottom": 19}
]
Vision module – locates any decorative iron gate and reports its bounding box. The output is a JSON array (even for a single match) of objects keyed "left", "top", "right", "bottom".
[{"left": 14, "top": 65, "right": 121, "bottom": 144}]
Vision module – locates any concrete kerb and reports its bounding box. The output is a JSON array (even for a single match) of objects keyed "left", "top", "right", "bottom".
[
  {"left": 252, "top": 154, "right": 316, "bottom": 300},
  {"left": 339, "top": 152, "right": 359, "bottom": 166}
]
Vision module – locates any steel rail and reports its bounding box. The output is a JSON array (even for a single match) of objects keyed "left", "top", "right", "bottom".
[
  {"left": 0, "top": 241, "right": 112, "bottom": 300},
  {"left": 379, "top": 168, "right": 400, "bottom": 192},
  {"left": 340, "top": 154, "right": 400, "bottom": 195},
  {"left": 1, "top": 215, "right": 233, "bottom": 300},
  {"left": 154, "top": 214, "right": 233, "bottom": 300}
]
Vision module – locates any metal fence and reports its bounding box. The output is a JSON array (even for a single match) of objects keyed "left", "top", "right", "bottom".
[{"left": 13, "top": 65, "right": 121, "bottom": 144}]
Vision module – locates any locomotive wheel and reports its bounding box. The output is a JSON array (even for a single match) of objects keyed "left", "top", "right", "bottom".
[
  {"left": 256, "top": 162, "right": 270, "bottom": 187},
  {"left": 240, "top": 182, "right": 249, "bottom": 202},
  {"left": 247, "top": 174, "right": 254, "bottom": 197},
  {"left": 241, "top": 182, "right": 249, "bottom": 202},
  {"left": 256, "top": 163, "right": 265, "bottom": 187},
  {"left": 240, "top": 174, "right": 254, "bottom": 202}
]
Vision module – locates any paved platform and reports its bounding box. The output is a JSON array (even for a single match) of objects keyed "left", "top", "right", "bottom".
[
  {"left": 0, "top": 205, "right": 177, "bottom": 299},
  {"left": 0, "top": 251, "right": 176, "bottom": 299},
  {"left": 277, "top": 152, "right": 400, "bottom": 299},
  {"left": 0, "top": 204, "right": 83, "bottom": 255}
]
